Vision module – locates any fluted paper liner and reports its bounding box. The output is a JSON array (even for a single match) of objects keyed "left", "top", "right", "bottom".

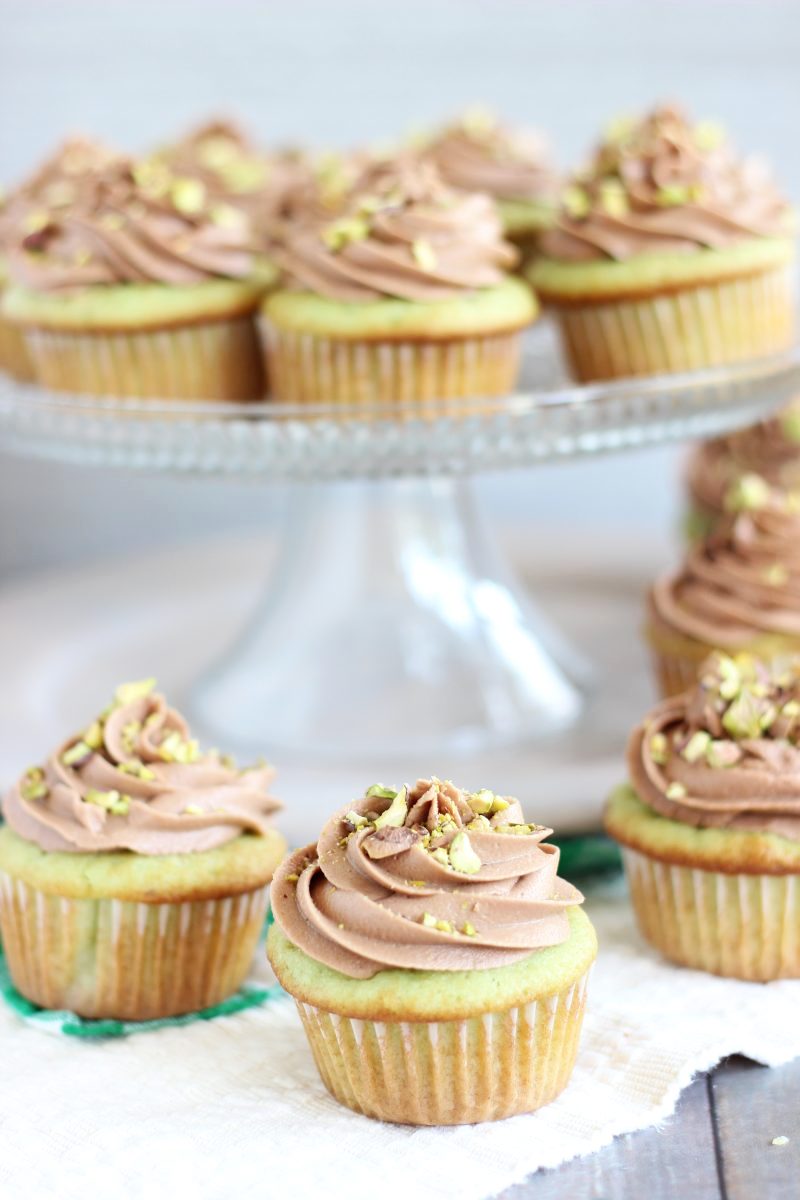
[
  {"left": 645, "top": 613, "right": 800, "bottom": 699},
  {"left": 551, "top": 265, "right": 794, "bottom": 382},
  {"left": 0, "top": 314, "right": 34, "bottom": 381},
  {"left": 295, "top": 969, "right": 590, "bottom": 1125},
  {"left": 0, "top": 871, "right": 269, "bottom": 1020},
  {"left": 622, "top": 847, "right": 800, "bottom": 980},
  {"left": 261, "top": 322, "right": 523, "bottom": 414},
  {"left": 21, "top": 315, "right": 265, "bottom": 401}
]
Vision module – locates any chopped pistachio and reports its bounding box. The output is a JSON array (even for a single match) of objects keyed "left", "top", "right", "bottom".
[
  {"left": 321, "top": 216, "right": 369, "bottom": 252},
  {"left": 724, "top": 473, "right": 770, "bottom": 514},
  {"left": 344, "top": 809, "right": 368, "bottom": 829},
  {"left": 286, "top": 873, "right": 299, "bottom": 884},
  {"left": 649, "top": 733, "right": 669, "bottom": 765},
  {"left": 693, "top": 120, "right": 725, "bottom": 151},
  {"left": 62, "top": 740, "right": 93, "bottom": 767},
  {"left": 467, "top": 814, "right": 492, "bottom": 833},
  {"left": 462, "top": 922, "right": 477, "bottom": 937},
  {"left": 599, "top": 178, "right": 629, "bottom": 217},
  {"left": 121, "top": 721, "right": 142, "bottom": 754},
  {"left": 84, "top": 789, "right": 131, "bottom": 816},
  {"left": 210, "top": 203, "right": 246, "bottom": 228},
  {"left": 562, "top": 184, "right": 589, "bottom": 219},
  {"left": 656, "top": 183, "right": 690, "bottom": 207},
  {"left": 374, "top": 786, "right": 408, "bottom": 829},
  {"left": 115, "top": 678, "right": 157, "bottom": 706},
  {"left": 468, "top": 788, "right": 495, "bottom": 815},
  {"left": 435, "top": 919, "right": 454, "bottom": 933},
  {"left": 722, "top": 690, "right": 769, "bottom": 740},
  {"left": 412, "top": 238, "right": 437, "bottom": 271},
  {"left": 448, "top": 830, "right": 481, "bottom": 875},
  {"left": 421, "top": 912, "right": 438, "bottom": 928},
  {"left": 171, "top": 177, "right": 206, "bottom": 214},
  {"left": 764, "top": 563, "right": 789, "bottom": 587},
  {"left": 780, "top": 409, "right": 800, "bottom": 444},
  {"left": 783, "top": 700, "right": 800, "bottom": 719},
  {"left": 429, "top": 847, "right": 450, "bottom": 867},
  {"left": 23, "top": 209, "right": 50, "bottom": 234},
  {"left": 365, "top": 784, "right": 397, "bottom": 800},
  {"left": 82, "top": 721, "right": 104, "bottom": 751},
  {"left": 603, "top": 115, "right": 635, "bottom": 143},
  {"left": 666, "top": 782, "right": 687, "bottom": 801},
  {"left": 20, "top": 767, "right": 48, "bottom": 802},
  {"left": 117, "top": 760, "right": 156, "bottom": 781},
  {"left": 183, "top": 804, "right": 203, "bottom": 815},
  {"left": 157, "top": 731, "right": 200, "bottom": 764},
  {"left": 682, "top": 730, "right": 711, "bottom": 763}
]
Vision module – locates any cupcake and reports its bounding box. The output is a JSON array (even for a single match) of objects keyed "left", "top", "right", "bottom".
[
  {"left": 686, "top": 403, "right": 800, "bottom": 541},
  {"left": 0, "top": 678, "right": 285, "bottom": 1020},
  {"left": 424, "top": 108, "right": 560, "bottom": 263},
  {"left": 647, "top": 476, "right": 800, "bottom": 697},
  {"left": 529, "top": 104, "right": 796, "bottom": 382},
  {"left": 606, "top": 652, "right": 800, "bottom": 979},
  {"left": 262, "top": 160, "right": 537, "bottom": 411},
  {"left": 268, "top": 777, "right": 596, "bottom": 1125},
  {"left": 0, "top": 137, "right": 119, "bottom": 382},
  {"left": 2, "top": 154, "right": 274, "bottom": 400}
]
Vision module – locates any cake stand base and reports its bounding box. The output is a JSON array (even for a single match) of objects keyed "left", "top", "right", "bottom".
[{"left": 190, "top": 479, "right": 586, "bottom": 760}]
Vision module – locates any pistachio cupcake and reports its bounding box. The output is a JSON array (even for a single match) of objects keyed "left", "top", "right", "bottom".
[
  {"left": 529, "top": 104, "right": 795, "bottom": 381},
  {"left": 686, "top": 403, "right": 800, "bottom": 541},
  {"left": 268, "top": 777, "right": 596, "bottom": 1125},
  {"left": 0, "top": 679, "right": 285, "bottom": 1020},
  {"left": 606, "top": 652, "right": 800, "bottom": 979},
  {"left": 647, "top": 476, "right": 800, "bottom": 696},
  {"left": 3, "top": 155, "right": 274, "bottom": 400},
  {"left": 263, "top": 160, "right": 537, "bottom": 411},
  {"left": 425, "top": 108, "right": 560, "bottom": 263}
]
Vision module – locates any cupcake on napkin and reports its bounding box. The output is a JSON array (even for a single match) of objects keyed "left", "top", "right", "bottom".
[
  {"left": 268, "top": 777, "right": 596, "bottom": 1125},
  {"left": 529, "top": 104, "right": 796, "bottom": 381},
  {"left": 686, "top": 403, "right": 800, "bottom": 541},
  {"left": 425, "top": 107, "right": 560, "bottom": 263},
  {"left": 0, "top": 678, "right": 285, "bottom": 1020},
  {"left": 2, "top": 154, "right": 273, "bottom": 400},
  {"left": 606, "top": 652, "right": 800, "bottom": 979},
  {"left": 262, "top": 158, "right": 537, "bottom": 410},
  {"left": 647, "top": 475, "right": 800, "bottom": 696}
]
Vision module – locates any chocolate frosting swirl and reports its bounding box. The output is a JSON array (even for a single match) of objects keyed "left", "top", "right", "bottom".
[
  {"left": 688, "top": 408, "right": 800, "bottom": 521},
  {"left": 425, "top": 111, "right": 559, "bottom": 204},
  {"left": 271, "top": 777, "right": 583, "bottom": 978},
  {"left": 7, "top": 156, "right": 255, "bottom": 291},
  {"left": 652, "top": 481, "right": 800, "bottom": 644},
  {"left": 274, "top": 159, "right": 518, "bottom": 302},
  {"left": 540, "top": 104, "right": 792, "bottom": 263},
  {"left": 629, "top": 652, "right": 800, "bottom": 838},
  {"left": 3, "top": 680, "right": 281, "bottom": 855}
]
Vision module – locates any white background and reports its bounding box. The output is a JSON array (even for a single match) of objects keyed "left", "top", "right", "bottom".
[{"left": 1, "top": 0, "right": 798, "bottom": 578}]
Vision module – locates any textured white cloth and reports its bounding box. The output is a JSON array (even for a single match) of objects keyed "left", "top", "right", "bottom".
[{"left": 3, "top": 883, "right": 800, "bottom": 1200}]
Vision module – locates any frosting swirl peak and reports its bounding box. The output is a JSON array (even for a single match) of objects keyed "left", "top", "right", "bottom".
[
  {"left": 273, "top": 159, "right": 518, "bottom": 302},
  {"left": 3, "top": 679, "right": 281, "bottom": 855},
  {"left": 629, "top": 652, "right": 800, "bottom": 838},
  {"left": 540, "top": 104, "right": 792, "bottom": 263},
  {"left": 425, "top": 109, "right": 559, "bottom": 205},
  {"left": 270, "top": 777, "right": 583, "bottom": 978}
]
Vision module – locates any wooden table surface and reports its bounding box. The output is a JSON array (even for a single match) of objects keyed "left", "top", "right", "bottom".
[{"left": 496, "top": 1056, "right": 799, "bottom": 1199}]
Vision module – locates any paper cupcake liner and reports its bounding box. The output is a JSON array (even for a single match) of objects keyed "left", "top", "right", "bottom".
[
  {"left": 0, "top": 313, "right": 34, "bottom": 381},
  {"left": 0, "top": 871, "right": 270, "bottom": 1020},
  {"left": 21, "top": 315, "right": 265, "bottom": 401},
  {"left": 261, "top": 322, "right": 523, "bottom": 414},
  {"left": 644, "top": 616, "right": 800, "bottom": 699},
  {"left": 553, "top": 265, "right": 795, "bottom": 382},
  {"left": 622, "top": 847, "right": 800, "bottom": 980},
  {"left": 295, "top": 969, "right": 590, "bottom": 1125}
]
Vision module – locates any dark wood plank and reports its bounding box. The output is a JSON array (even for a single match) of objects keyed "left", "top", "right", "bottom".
[
  {"left": 494, "top": 1074, "right": 721, "bottom": 1200},
  {"left": 711, "top": 1055, "right": 800, "bottom": 1200}
]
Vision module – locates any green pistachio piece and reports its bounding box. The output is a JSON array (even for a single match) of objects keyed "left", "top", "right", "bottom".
[
  {"left": 84, "top": 789, "right": 131, "bottom": 816},
  {"left": 656, "top": 183, "right": 690, "bottom": 207},
  {"left": 20, "top": 767, "right": 48, "bottom": 802},
  {"left": 171, "top": 177, "right": 206, "bottom": 214},
  {"left": 705, "top": 739, "right": 743, "bottom": 769},
  {"left": 665, "top": 782, "right": 687, "bottom": 800},
  {"left": 429, "top": 847, "right": 450, "bottom": 867},
  {"left": 782, "top": 700, "right": 800, "bottom": 719},
  {"left": 83, "top": 721, "right": 104, "bottom": 750},
  {"left": 599, "top": 178, "right": 629, "bottom": 217},
  {"left": 421, "top": 912, "right": 438, "bottom": 927},
  {"left": 764, "top": 563, "right": 789, "bottom": 587},
  {"left": 183, "top": 804, "right": 203, "bottom": 815},
  {"left": 780, "top": 409, "right": 800, "bottom": 444},
  {"left": 603, "top": 115, "right": 635, "bottom": 144},
  {"left": 23, "top": 209, "right": 50, "bottom": 234},
  {"left": 462, "top": 922, "right": 477, "bottom": 937},
  {"left": 435, "top": 919, "right": 454, "bottom": 933},
  {"left": 117, "top": 760, "right": 156, "bottom": 781},
  {"left": 321, "top": 216, "right": 369, "bottom": 252},
  {"left": 115, "top": 678, "right": 157, "bottom": 706},
  {"left": 562, "top": 184, "right": 589, "bottom": 219},
  {"left": 411, "top": 238, "right": 437, "bottom": 271},
  {"left": 722, "top": 690, "right": 769, "bottom": 740},
  {"left": 681, "top": 731, "right": 711, "bottom": 763},
  {"left": 466, "top": 814, "right": 493, "bottom": 832},
  {"left": 649, "top": 733, "right": 669, "bottom": 765},
  {"left": 344, "top": 810, "right": 368, "bottom": 829},
  {"left": 724, "top": 473, "right": 771, "bottom": 514},
  {"left": 468, "top": 788, "right": 495, "bottom": 815},
  {"left": 448, "top": 830, "right": 482, "bottom": 875},
  {"left": 693, "top": 120, "right": 725, "bottom": 151},
  {"left": 61, "top": 740, "right": 93, "bottom": 767},
  {"left": 209, "top": 203, "right": 246, "bottom": 228},
  {"left": 365, "top": 784, "right": 397, "bottom": 800},
  {"left": 373, "top": 786, "right": 408, "bottom": 829}
]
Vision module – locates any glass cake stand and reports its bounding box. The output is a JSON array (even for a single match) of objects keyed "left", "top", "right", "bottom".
[{"left": 1, "top": 320, "right": 798, "bottom": 760}]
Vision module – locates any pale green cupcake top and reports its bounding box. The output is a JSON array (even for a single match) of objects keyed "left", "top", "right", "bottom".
[
  {"left": 270, "top": 777, "right": 585, "bottom": 981},
  {"left": 624, "top": 652, "right": 800, "bottom": 842},
  {"left": 532, "top": 104, "right": 794, "bottom": 296}
]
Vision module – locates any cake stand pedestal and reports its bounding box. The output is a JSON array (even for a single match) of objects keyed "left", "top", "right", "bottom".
[{"left": 1, "top": 320, "right": 798, "bottom": 760}]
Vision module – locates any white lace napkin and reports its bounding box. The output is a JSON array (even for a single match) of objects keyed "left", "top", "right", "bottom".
[{"left": 3, "top": 882, "right": 799, "bottom": 1200}]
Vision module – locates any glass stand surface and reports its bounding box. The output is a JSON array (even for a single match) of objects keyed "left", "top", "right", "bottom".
[{"left": 190, "top": 477, "right": 586, "bottom": 758}]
